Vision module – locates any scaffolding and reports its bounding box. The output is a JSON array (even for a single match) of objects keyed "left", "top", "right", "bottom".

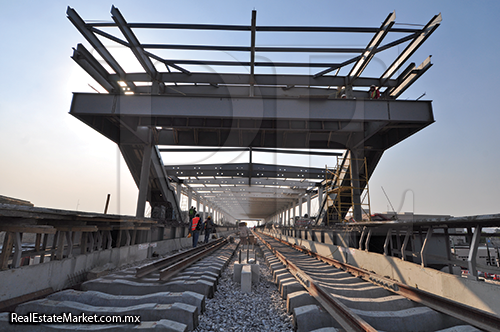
[{"left": 323, "top": 155, "right": 372, "bottom": 225}]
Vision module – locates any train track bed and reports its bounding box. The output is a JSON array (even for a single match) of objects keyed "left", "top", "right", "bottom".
[
  {"left": 256, "top": 232, "right": 483, "bottom": 332},
  {"left": 0, "top": 238, "right": 238, "bottom": 331},
  {"left": 195, "top": 242, "right": 293, "bottom": 331}
]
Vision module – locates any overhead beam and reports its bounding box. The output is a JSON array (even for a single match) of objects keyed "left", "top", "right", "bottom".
[
  {"left": 90, "top": 27, "right": 191, "bottom": 75},
  {"left": 249, "top": 10, "right": 257, "bottom": 96},
  {"left": 159, "top": 147, "right": 342, "bottom": 156},
  {"left": 166, "top": 163, "right": 326, "bottom": 179},
  {"left": 110, "top": 6, "right": 158, "bottom": 80},
  {"left": 384, "top": 56, "right": 433, "bottom": 99},
  {"left": 66, "top": 7, "right": 135, "bottom": 91},
  {"left": 88, "top": 21, "right": 420, "bottom": 33},
  {"left": 347, "top": 11, "right": 396, "bottom": 84},
  {"left": 71, "top": 44, "right": 120, "bottom": 93},
  {"left": 112, "top": 72, "right": 394, "bottom": 88},
  {"left": 379, "top": 13, "right": 442, "bottom": 86},
  {"left": 183, "top": 178, "right": 319, "bottom": 188}
]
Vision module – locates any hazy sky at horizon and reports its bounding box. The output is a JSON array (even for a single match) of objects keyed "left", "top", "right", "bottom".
[{"left": 1, "top": 0, "right": 499, "bottom": 220}]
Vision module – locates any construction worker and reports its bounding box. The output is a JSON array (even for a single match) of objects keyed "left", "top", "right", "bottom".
[
  {"left": 369, "top": 85, "right": 380, "bottom": 99},
  {"left": 189, "top": 213, "right": 201, "bottom": 247},
  {"left": 203, "top": 216, "right": 214, "bottom": 243}
]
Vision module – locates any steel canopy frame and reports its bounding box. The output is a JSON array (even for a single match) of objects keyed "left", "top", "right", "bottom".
[{"left": 68, "top": 7, "right": 439, "bottom": 222}]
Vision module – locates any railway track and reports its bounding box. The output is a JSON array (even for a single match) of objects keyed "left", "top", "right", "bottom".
[
  {"left": 255, "top": 231, "right": 496, "bottom": 332},
  {"left": 0, "top": 237, "right": 238, "bottom": 331}
]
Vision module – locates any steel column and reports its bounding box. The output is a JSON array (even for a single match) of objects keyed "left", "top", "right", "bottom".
[
  {"left": 136, "top": 142, "right": 153, "bottom": 218},
  {"left": 468, "top": 225, "right": 482, "bottom": 280}
]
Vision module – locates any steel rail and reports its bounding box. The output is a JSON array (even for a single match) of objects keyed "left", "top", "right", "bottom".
[
  {"left": 159, "top": 238, "right": 229, "bottom": 281},
  {"left": 262, "top": 231, "right": 500, "bottom": 332},
  {"left": 136, "top": 238, "right": 226, "bottom": 278},
  {"left": 255, "top": 232, "right": 377, "bottom": 332}
]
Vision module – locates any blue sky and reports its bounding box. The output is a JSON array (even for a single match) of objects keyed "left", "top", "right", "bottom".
[{"left": 1, "top": 0, "right": 499, "bottom": 218}]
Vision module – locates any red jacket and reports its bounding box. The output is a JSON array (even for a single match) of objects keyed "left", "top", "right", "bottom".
[{"left": 191, "top": 217, "right": 201, "bottom": 231}]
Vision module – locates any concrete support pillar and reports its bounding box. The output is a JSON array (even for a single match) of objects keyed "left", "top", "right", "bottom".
[
  {"left": 176, "top": 183, "right": 182, "bottom": 207},
  {"left": 187, "top": 188, "right": 192, "bottom": 211},
  {"left": 307, "top": 193, "right": 311, "bottom": 217},
  {"left": 299, "top": 196, "right": 303, "bottom": 217},
  {"left": 203, "top": 202, "right": 206, "bottom": 220},
  {"left": 318, "top": 186, "right": 324, "bottom": 212},
  {"left": 350, "top": 149, "right": 363, "bottom": 221},
  {"left": 136, "top": 142, "right": 153, "bottom": 218},
  {"left": 468, "top": 225, "right": 482, "bottom": 280},
  {"left": 196, "top": 197, "right": 200, "bottom": 217}
]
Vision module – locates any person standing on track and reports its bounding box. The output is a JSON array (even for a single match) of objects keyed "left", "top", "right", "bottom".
[
  {"left": 203, "top": 216, "right": 214, "bottom": 243},
  {"left": 189, "top": 213, "right": 201, "bottom": 247}
]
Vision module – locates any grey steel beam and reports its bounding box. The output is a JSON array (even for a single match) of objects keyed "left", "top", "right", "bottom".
[
  {"left": 379, "top": 13, "right": 441, "bottom": 86},
  {"left": 141, "top": 44, "right": 365, "bottom": 53},
  {"left": 160, "top": 147, "right": 342, "bottom": 157},
  {"left": 249, "top": 10, "right": 257, "bottom": 96},
  {"left": 166, "top": 163, "right": 325, "bottom": 179},
  {"left": 110, "top": 6, "right": 158, "bottom": 80},
  {"left": 71, "top": 44, "right": 120, "bottom": 93},
  {"left": 313, "top": 31, "right": 420, "bottom": 79},
  {"left": 70, "top": 94, "right": 433, "bottom": 124},
  {"left": 136, "top": 143, "right": 153, "bottom": 218},
  {"left": 194, "top": 186, "right": 305, "bottom": 195},
  {"left": 468, "top": 225, "right": 482, "bottom": 280},
  {"left": 89, "top": 27, "right": 191, "bottom": 75},
  {"left": 66, "top": 7, "right": 135, "bottom": 91},
  {"left": 347, "top": 11, "right": 395, "bottom": 84},
  {"left": 183, "top": 178, "right": 317, "bottom": 188},
  {"left": 384, "top": 56, "right": 433, "bottom": 99},
  {"left": 88, "top": 21, "right": 420, "bottom": 33},
  {"left": 114, "top": 72, "right": 394, "bottom": 88}
]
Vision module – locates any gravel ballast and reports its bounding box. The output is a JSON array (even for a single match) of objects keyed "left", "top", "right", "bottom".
[{"left": 196, "top": 248, "right": 293, "bottom": 331}]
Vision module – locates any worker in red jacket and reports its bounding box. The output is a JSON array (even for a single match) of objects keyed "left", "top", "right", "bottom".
[
  {"left": 369, "top": 85, "right": 380, "bottom": 99},
  {"left": 189, "top": 214, "right": 201, "bottom": 247}
]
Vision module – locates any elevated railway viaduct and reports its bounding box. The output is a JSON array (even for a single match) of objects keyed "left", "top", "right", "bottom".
[{"left": 1, "top": 7, "right": 499, "bottom": 331}]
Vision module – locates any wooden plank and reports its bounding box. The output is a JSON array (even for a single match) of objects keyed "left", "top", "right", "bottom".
[
  {"left": 12, "top": 232, "right": 23, "bottom": 268},
  {"left": 56, "top": 225, "right": 97, "bottom": 232},
  {"left": 51, "top": 231, "right": 59, "bottom": 260},
  {"left": 88, "top": 233, "right": 94, "bottom": 253},
  {"left": 131, "top": 229, "right": 137, "bottom": 245},
  {"left": 0, "top": 287, "right": 53, "bottom": 312},
  {"left": 0, "top": 195, "right": 34, "bottom": 207},
  {"left": 125, "top": 230, "right": 131, "bottom": 246},
  {"left": 0, "top": 224, "right": 56, "bottom": 234},
  {"left": 135, "top": 226, "right": 152, "bottom": 231},
  {"left": 105, "top": 230, "right": 112, "bottom": 249},
  {"left": 56, "top": 231, "right": 65, "bottom": 260},
  {"left": 65, "top": 231, "right": 73, "bottom": 258},
  {"left": 116, "top": 230, "right": 122, "bottom": 248},
  {"left": 40, "top": 233, "right": 49, "bottom": 263},
  {"left": 0, "top": 232, "right": 14, "bottom": 270},
  {"left": 35, "top": 233, "right": 41, "bottom": 251},
  {"left": 80, "top": 232, "right": 88, "bottom": 255}
]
